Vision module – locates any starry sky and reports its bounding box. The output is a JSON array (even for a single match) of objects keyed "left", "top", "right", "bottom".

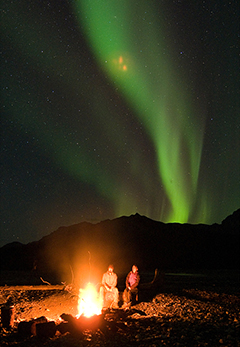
[{"left": 1, "top": 0, "right": 239, "bottom": 247}]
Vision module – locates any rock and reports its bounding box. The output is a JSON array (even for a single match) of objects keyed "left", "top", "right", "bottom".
[
  {"left": 1, "top": 305, "right": 14, "bottom": 329},
  {"left": 18, "top": 316, "right": 47, "bottom": 336},
  {"left": 35, "top": 321, "right": 56, "bottom": 338}
]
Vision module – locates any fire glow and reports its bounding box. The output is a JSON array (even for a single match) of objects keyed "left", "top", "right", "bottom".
[{"left": 77, "top": 283, "right": 102, "bottom": 318}]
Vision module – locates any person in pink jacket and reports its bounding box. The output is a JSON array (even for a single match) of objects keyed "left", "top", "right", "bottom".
[{"left": 122, "top": 265, "right": 140, "bottom": 308}]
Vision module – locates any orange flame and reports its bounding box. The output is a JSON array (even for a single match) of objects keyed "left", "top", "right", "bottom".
[{"left": 77, "top": 283, "right": 102, "bottom": 318}]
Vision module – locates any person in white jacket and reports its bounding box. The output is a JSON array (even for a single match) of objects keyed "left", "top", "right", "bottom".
[{"left": 100, "top": 264, "right": 119, "bottom": 309}]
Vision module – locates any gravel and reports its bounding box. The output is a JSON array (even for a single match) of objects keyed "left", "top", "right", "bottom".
[{"left": 0, "top": 272, "right": 239, "bottom": 346}]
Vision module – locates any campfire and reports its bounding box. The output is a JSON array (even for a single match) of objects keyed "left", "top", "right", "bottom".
[
  {"left": 13, "top": 282, "right": 108, "bottom": 339},
  {"left": 77, "top": 282, "right": 102, "bottom": 318}
]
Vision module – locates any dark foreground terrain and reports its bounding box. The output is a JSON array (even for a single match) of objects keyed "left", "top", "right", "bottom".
[{"left": 0, "top": 270, "right": 239, "bottom": 346}]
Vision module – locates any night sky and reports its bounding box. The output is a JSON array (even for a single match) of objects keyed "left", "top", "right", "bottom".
[{"left": 1, "top": 0, "right": 239, "bottom": 247}]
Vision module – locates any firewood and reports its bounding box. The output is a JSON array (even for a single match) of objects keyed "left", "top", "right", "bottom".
[
  {"left": 78, "top": 314, "right": 105, "bottom": 332},
  {"left": 40, "top": 277, "right": 51, "bottom": 285}
]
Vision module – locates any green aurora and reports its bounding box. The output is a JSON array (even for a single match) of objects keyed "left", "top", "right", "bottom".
[
  {"left": 73, "top": 1, "right": 207, "bottom": 223},
  {"left": 1, "top": 0, "right": 239, "bottom": 246}
]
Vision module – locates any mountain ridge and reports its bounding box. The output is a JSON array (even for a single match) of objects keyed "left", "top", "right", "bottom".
[{"left": 0, "top": 209, "right": 239, "bottom": 285}]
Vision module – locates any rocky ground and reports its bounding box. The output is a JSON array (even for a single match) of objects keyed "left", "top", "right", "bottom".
[{"left": 0, "top": 270, "right": 239, "bottom": 346}]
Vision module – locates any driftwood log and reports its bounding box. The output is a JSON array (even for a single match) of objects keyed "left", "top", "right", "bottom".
[{"left": 139, "top": 268, "right": 161, "bottom": 289}]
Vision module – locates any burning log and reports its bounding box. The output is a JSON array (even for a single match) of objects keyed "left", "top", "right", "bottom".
[
  {"left": 79, "top": 313, "right": 106, "bottom": 332},
  {"left": 60, "top": 312, "right": 106, "bottom": 334}
]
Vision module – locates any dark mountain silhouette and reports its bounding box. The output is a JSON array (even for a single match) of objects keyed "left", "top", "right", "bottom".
[{"left": 0, "top": 210, "right": 239, "bottom": 285}]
